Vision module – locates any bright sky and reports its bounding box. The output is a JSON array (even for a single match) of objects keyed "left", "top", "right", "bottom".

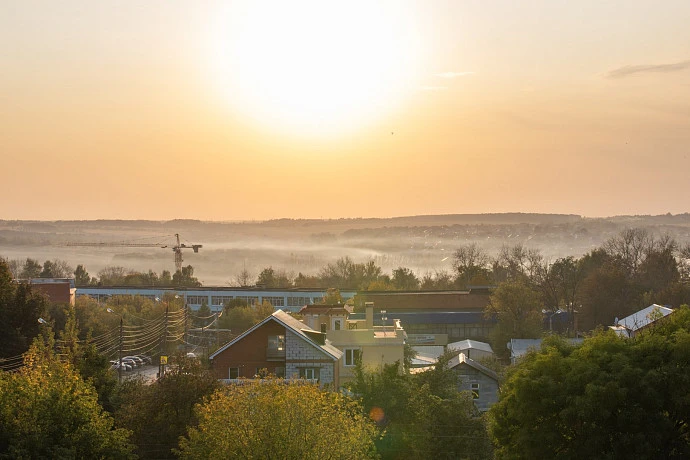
[{"left": 2, "top": 0, "right": 690, "bottom": 220}]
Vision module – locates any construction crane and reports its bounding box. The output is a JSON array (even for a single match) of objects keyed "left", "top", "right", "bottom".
[{"left": 66, "top": 233, "right": 202, "bottom": 272}]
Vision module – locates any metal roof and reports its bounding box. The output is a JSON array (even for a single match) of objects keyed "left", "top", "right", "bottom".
[
  {"left": 616, "top": 304, "right": 674, "bottom": 332},
  {"left": 447, "top": 353, "right": 499, "bottom": 381},
  {"left": 447, "top": 339, "right": 494, "bottom": 354}
]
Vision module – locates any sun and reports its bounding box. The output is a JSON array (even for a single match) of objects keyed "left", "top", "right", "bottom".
[{"left": 208, "top": 1, "right": 422, "bottom": 137}]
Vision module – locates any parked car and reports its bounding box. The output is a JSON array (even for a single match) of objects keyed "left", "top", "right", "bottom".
[
  {"left": 135, "top": 354, "right": 152, "bottom": 364},
  {"left": 123, "top": 356, "right": 144, "bottom": 367}
]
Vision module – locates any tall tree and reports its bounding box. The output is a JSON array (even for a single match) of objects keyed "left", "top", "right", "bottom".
[
  {"left": 179, "top": 380, "right": 377, "bottom": 459},
  {"left": 391, "top": 266, "right": 420, "bottom": 290},
  {"left": 0, "top": 259, "right": 47, "bottom": 358},
  {"left": 74, "top": 264, "right": 92, "bottom": 286},
  {"left": 490, "top": 310, "right": 690, "bottom": 459},
  {"left": 114, "top": 354, "right": 219, "bottom": 459},
  {"left": 452, "top": 243, "right": 492, "bottom": 288},
  {"left": 486, "top": 281, "right": 543, "bottom": 356},
  {"left": 20, "top": 257, "right": 42, "bottom": 279},
  {"left": 0, "top": 336, "right": 134, "bottom": 458}
]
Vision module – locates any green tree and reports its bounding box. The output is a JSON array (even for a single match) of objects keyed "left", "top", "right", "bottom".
[
  {"left": 173, "top": 265, "right": 202, "bottom": 287},
  {"left": 74, "top": 264, "right": 93, "bottom": 286},
  {"left": 489, "top": 315, "right": 690, "bottom": 459},
  {"left": 348, "top": 360, "right": 492, "bottom": 459},
  {"left": 391, "top": 267, "right": 420, "bottom": 290},
  {"left": 21, "top": 257, "right": 42, "bottom": 278},
  {"left": 319, "top": 287, "right": 344, "bottom": 304},
  {"left": 0, "top": 336, "right": 134, "bottom": 458},
  {"left": 39, "top": 258, "right": 73, "bottom": 278},
  {"left": 179, "top": 379, "right": 378, "bottom": 459},
  {"left": 114, "top": 354, "right": 219, "bottom": 459},
  {"left": 486, "top": 281, "right": 543, "bottom": 357},
  {"left": 256, "top": 266, "right": 293, "bottom": 288},
  {"left": 452, "top": 243, "right": 492, "bottom": 288},
  {"left": 0, "top": 259, "right": 47, "bottom": 358}
]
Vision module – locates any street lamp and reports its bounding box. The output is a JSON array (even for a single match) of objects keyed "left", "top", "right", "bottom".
[
  {"left": 543, "top": 309, "right": 563, "bottom": 333},
  {"left": 107, "top": 308, "right": 123, "bottom": 382}
]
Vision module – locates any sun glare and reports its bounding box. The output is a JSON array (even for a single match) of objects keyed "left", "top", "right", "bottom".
[{"left": 209, "top": 1, "right": 422, "bottom": 137}]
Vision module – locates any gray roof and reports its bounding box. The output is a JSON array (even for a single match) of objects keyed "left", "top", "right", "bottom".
[
  {"left": 411, "top": 345, "right": 446, "bottom": 360},
  {"left": 508, "top": 338, "right": 584, "bottom": 360},
  {"left": 209, "top": 310, "right": 342, "bottom": 360},
  {"left": 447, "top": 353, "right": 499, "bottom": 381},
  {"left": 616, "top": 304, "right": 674, "bottom": 332},
  {"left": 447, "top": 339, "right": 493, "bottom": 354}
]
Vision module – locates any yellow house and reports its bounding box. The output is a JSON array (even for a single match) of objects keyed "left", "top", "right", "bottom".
[{"left": 300, "top": 302, "right": 407, "bottom": 385}]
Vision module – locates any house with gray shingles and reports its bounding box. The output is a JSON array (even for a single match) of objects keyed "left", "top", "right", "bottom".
[
  {"left": 448, "top": 353, "right": 499, "bottom": 412},
  {"left": 209, "top": 310, "right": 343, "bottom": 387}
]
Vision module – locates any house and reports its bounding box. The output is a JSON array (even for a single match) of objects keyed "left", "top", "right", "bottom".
[
  {"left": 300, "top": 302, "right": 407, "bottom": 385},
  {"left": 447, "top": 339, "right": 494, "bottom": 361},
  {"left": 209, "top": 310, "right": 342, "bottom": 387},
  {"left": 447, "top": 353, "right": 500, "bottom": 412},
  {"left": 609, "top": 304, "right": 674, "bottom": 338}
]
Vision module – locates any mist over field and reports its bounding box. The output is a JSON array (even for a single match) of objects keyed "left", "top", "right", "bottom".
[{"left": 2, "top": 213, "right": 690, "bottom": 286}]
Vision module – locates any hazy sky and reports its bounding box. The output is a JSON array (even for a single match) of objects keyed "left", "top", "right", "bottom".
[{"left": 2, "top": 0, "right": 689, "bottom": 221}]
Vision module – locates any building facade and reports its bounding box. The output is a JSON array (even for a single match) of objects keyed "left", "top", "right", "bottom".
[{"left": 209, "top": 310, "right": 342, "bottom": 387}]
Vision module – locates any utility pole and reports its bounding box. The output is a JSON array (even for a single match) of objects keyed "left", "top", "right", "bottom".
[
  {"left": 183, "top": 303, "right": 188, "bottom": 352},
  {"left": 159, "top": 305, "right": 169, "bottom": 378},
  {"left": 118, "top": 317, "right": 123, "bottom": 383}
]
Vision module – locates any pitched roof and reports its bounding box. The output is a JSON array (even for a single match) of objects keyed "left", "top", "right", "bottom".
[
  {"left": 209, "top": 310, "right": 342, "bottom": 360},
  {"left": 447, "top": 339, "right": 494, "bottom": 354},
  {"left": 447, "top": 353, "right": 499, "bottom": 381},
  {"left": 616, "top": 304, "right": 674, "bottom": 332}
]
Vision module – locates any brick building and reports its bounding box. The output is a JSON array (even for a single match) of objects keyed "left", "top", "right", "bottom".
[{"left": 209, "top": 310, "right": 342, "bottom": 387}]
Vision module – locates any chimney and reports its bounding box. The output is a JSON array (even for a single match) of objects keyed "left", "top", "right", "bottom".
[{"left": 365, "top": 302, "right": 374, "bottom": 329}]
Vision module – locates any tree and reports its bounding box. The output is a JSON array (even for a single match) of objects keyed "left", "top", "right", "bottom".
[
  {"left": 114, "top": 354, "right": 219, "bottom": 459},
  {"left": 348, "top": 359, "right": 492, "bottom": 459},
  {"left": 492, "top": 244, "right": 543, "bottom": 284},
  {"left": 420, "top": 270, "right": 455, "bottom": 290},
  {"left": 74, "top": 264, "right": 92, "bottom": 286},
  {"left": 319, "top": 287, "right": 343, "bottom": 305},
  {"left": 256, "top": 266, "right": 292, "bottom": 288},
  {"left": 178, "top": 380, "right": 378, "bottom": 459},
  {"left": 233, "top": 267, "right": 254, "bottom": 287},
  {"left": 0, "top": 259, "right": 47, "bottom": 358},
  {"left": 391, "top": 267, "right": 420, "bottom": 290},
  {"left": 173, "top": 265, "right": 202, "bottom": 287},
  {"left": 453, "top": 243, "right": 492, "bottom": 288},
  {"left": 486, "top": 281, "right": 543, "bottom": 356},
  {"left": 0, "top": 336, "right": 134, "bottom": 458},
  {"left": 20, "top": 257, "right": 42, "bottom": 279},
  {"left": 40, "top": 258, "right": 73, "bottom": 278},
  {"left": 489, "top": 312, "right": 690, "bottom": 459}
]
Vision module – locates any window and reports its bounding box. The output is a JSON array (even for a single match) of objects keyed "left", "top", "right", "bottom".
[
  {"left": 211, "top": 295, "right": 233, "bottom": 306},
  {"left": 299, "top": 368, "right": 319, "bottom": 380},
  {"left": 471, "top": 383, "right": 480, "bottom": 399},
  {"left": 267, "top": 335, "right": 286, "bottom": 358},
  {"left": 186, "top": 295, "right": 208, "bottom": 305},
  {"left": 333, "top": 319, "right": 342, "bottom": 330},
  {"left": 229, "top": 367, "right": 239, "bottom": 379},
  {"left": 344, "top": 348, "right": 361, "bottom": 367},
  {"left": 274, "top": 367, "right": 285, "bottom": 378},
  {"left": 287, "top": 296, "right": 311, "bottom": 307},
  {"left": 262, "top": 296, "right": 285, "bottom": 307}
]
